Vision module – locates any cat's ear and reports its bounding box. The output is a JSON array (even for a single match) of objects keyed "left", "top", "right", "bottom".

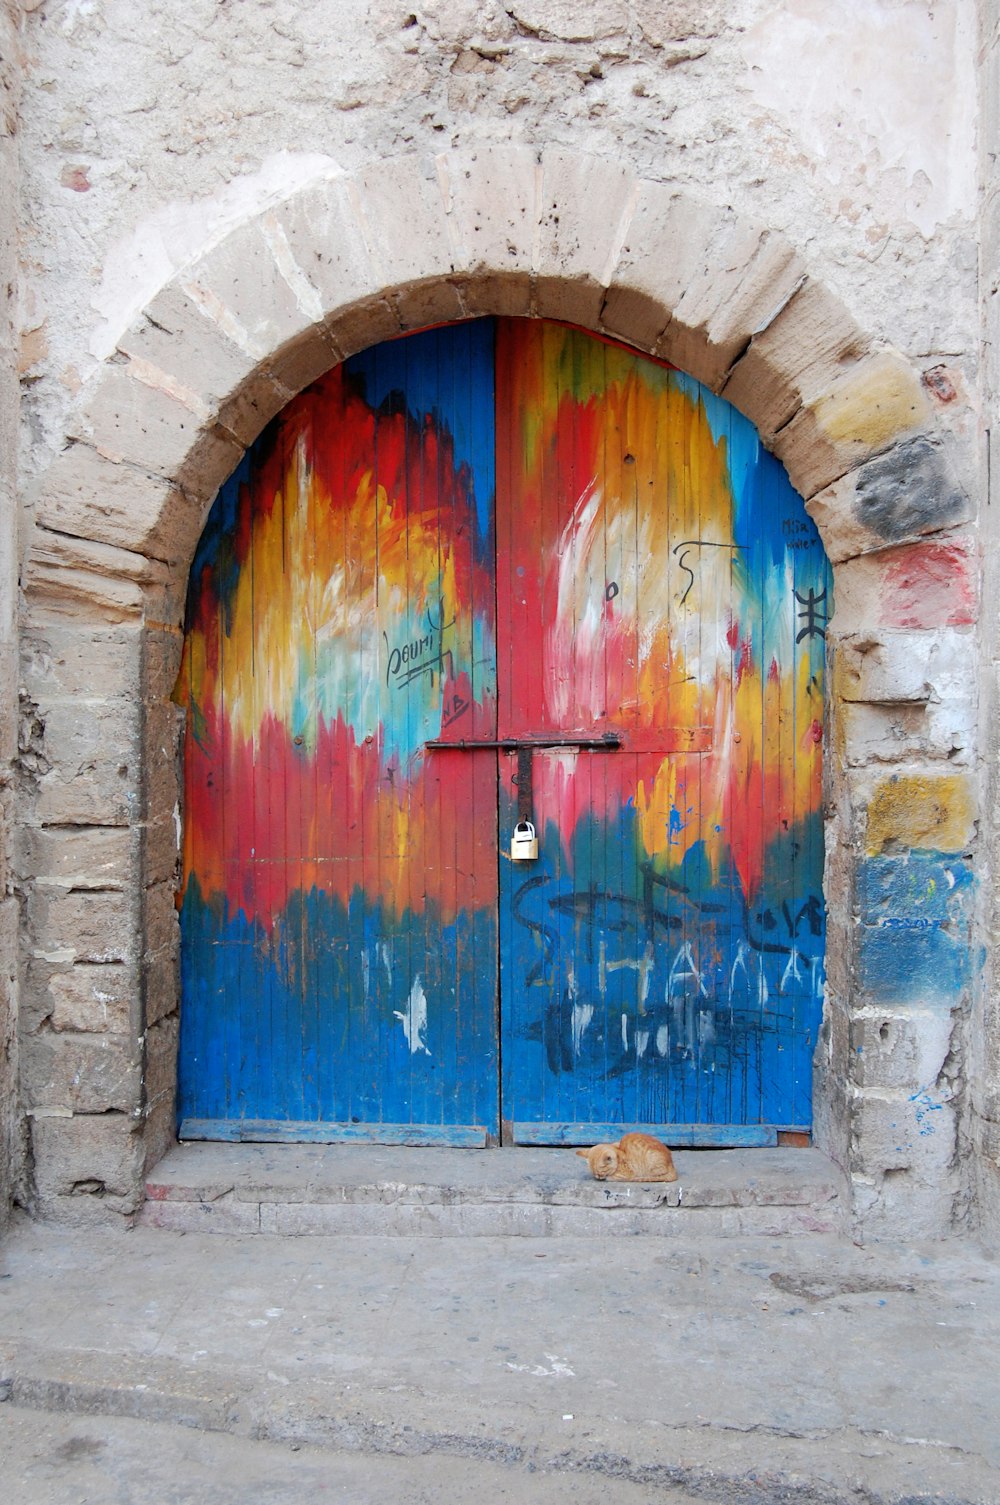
[{"left": 575, "top": 1148, "right": 588, "bottom": 1158}]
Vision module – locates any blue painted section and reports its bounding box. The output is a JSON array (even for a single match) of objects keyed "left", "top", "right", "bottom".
[
  {"left": 859, "top": 925, "right": 972, "bottom": 1006},
  {"left": 346, "top": 321, "right": 497, "bottom": 552},
  {"left": 178, "top": 880, "right": 498, "bottom": 1135},
  {"left": 179, "top": 1118, "right": 489, "bottom": 1146},
  {"left": 857, "top": 853, "right": 974, "bottom": 1007},
  {"left": 858, "top": 853, "right": 974, "bottom": 926},
  {"left": 513, "top": 1123, "right": 781, "bottom": 1147},
  {"left": 499, "top": 797, "right": 825, "bottom": 1135}
]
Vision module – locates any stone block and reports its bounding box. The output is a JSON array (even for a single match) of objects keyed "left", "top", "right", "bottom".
[
  {"left": 28, "top": 887, "right": 136, "bottom": 966},
  {"left": 21, "top": 1032, "right": 141, "bottom": 1114},
  {"left": 180, "top": 216, "right": 335, "bottom": 375},
  {"left": 22, "top": 554, "right": 145, "bottom": 628},
  {"left": 23, "top": 826, "right": 135, "bottom": 889},
  {"left": 67, "top": 363, "right": 244, "bottom": 509},
  {"left": 269, "top": 174, "right": 381, "bottom": 327},
  {"left": 534, "top": 151, "right": 638, "bottom": 327},
  {"left": 46, "top": 962, "right": 136, "bottom": 1035},
  {"left": 833, "top": 628, "right": 970, "bottom": 706},
  {"left": 117, "top": 281, "right": 289, "bottom": 449},
  {"left": 656, "top": 222, "right": 805, "bottom": 392},
  {"left": 144, "top": 945, "right": 179, "bottom": 1030},
  {"left": 850, "top": 1010, "right": 955, "bottom": 1093},
  {"left": 600, "top": 183, "right": 717, "bottom": 350},
  {"left": 774, "top": 353, "right": 931, "bottom": 500},
  {"left": 864, "top": 771, "right": 975, "bottom": 857},
  {"left": 851, "top": 1089, "right": 957, "bottom": 1177},
  {"left": 31, "top": 442, "right": 194, "bottom": 566},
  {"left": 143, "top": 628, "right": 185, "bottom": 703},
  {"left": 841, "top": 698, "right": 973, "bottom": 767},
  {"left": 24, "top": 529, "right": 186, "bottom": 630},
  {"left": 391, "top": 279, "right": 466, "bottom": 333},
  {"left": 440, "top": 145, "right": 538, "bottom": 317},
  {"left": 32, "top": 698, "right": 140, "bottom": 829},
  {"left": 853, "top": 1162, "right": 958, "bottom": 1241},
  {"left": 30, "top": 1111, "right": 144, "bottom": 1201},
  {"left": 258, "top": 325, "right": 341, "bottom": 405},
  {"left": 807, "top": 436, "right": 973, "bottom": 564},
  {"left": 34, "top": 765, "right": 131, "bottom": 829},
  {"left": 141, "top": 1005, "right": 178, "bottom": 1131},
  {"left": 722, "top": 278, "right": 868, "bottom": 442},
  {"left": 144, "top": 699, "right": 185, "bottom": 789},
  {"left": 143, "top": 811, "right": 182, "bottom": 889},
  {"left": 350, "top": 155, "right": 454, "bottom": 306},
  {"left": 323, "top": 296, "right": 404, "bottom": 366},
  {"left": 144, "top": 882, "right": 179, "bottom": 960},
  {"left": 145, "top": 744, "right": 182, "bottom": 847},
  {"left": 857, "top": 851, "right": 974, "bottom": 929},
  {"left": 832, "top": 537, "right": 977, "bottom": 633},
  {"left": 858, "top": 924, "right": 971, "bottom": 1007}
]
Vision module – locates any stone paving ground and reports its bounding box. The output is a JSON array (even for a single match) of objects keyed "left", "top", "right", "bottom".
[{"left": 0, "top": 1212, "right": 998, "bottom": 1504}]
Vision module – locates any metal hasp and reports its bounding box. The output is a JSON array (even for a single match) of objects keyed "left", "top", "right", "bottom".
[{"left": 426, "top": 734, "right": 622, "bottom": 823}]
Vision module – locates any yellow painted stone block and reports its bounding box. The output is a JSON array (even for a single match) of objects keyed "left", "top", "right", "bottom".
[
  {"left": 865, "top": 772, "right": 975, "bottom": 856},
  {"left": 814, "top": 353, "right": 930, "bottom": 453}
]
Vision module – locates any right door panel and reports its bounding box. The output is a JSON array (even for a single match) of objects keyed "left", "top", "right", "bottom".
[{"left": 495, "top": 320, "right": 832, "bottom": 1145}]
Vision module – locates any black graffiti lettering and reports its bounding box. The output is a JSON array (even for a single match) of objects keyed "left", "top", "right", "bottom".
[
  {"left": 606, "top": 581, "right": 619, "bottom": 601},
  {"left": 672, "top": 539, "right": 742, "bottom": 607},
  {"left": 512, "top": 876, "right": 559, "bottom": 988},
  {"left": 441, "top": 692, "right": 470, "bottom": 728},
  {"left": 384, "top": 601, "right": 457, "bottom": 690},
  {"left": 794, "top": 586, "right": 828, "bottom": 642}
]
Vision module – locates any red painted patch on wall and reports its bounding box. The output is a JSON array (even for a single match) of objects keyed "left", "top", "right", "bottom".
[{"left": 878, "top": 538, "right": 977, "bottom": 629}]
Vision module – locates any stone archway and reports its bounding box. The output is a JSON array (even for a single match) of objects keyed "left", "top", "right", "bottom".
[{"left": 18, "top": 147, "right": 975, "bottom": 1236}]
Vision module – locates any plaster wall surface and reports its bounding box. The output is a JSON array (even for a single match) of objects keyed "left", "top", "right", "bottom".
[
  {"left": 15, "top": 0, "right": 979, "bottom": 475},
  {"left": 8, "top": 0, "right": 989, "bottom": 1237},
  {"left": 974, "top": 0, "right": 1000, "bottom": 1239},
  {"left": 0, "top": 0, "right": 23, "bottom": 1231}
]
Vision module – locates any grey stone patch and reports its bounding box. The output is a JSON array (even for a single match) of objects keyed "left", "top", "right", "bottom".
[{"left": 852, "top": 436, "right": 971, "bottom": 543}]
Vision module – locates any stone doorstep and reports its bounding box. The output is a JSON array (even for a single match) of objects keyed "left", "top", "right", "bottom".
[{"left": 139, "top": 1144, "right": 846, "bottom": 1237}]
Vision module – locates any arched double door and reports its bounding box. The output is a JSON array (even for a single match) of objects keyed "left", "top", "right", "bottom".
[{"left": 176, "top": 318, "right": 831, "bottom": 1146}]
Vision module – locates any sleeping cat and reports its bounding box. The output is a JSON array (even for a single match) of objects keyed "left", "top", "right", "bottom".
[{"left": 576, "top": 1132, "right": 678, "bottom": 1183}]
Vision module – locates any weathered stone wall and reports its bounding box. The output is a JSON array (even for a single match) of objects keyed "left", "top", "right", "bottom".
[
  {"left": 973, "top": 0, "right": 1000, "bottom": 1238},
  {"left": 9, "top": 0, "right": 987, "bottom": 1236},
  {"left": 0, "top": 0, "right": 23, "bottom": 1232}
]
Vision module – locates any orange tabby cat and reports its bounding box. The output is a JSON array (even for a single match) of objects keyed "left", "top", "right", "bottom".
[{"left": 576, "top": 1132, "right": 678, "bottom": 1183}]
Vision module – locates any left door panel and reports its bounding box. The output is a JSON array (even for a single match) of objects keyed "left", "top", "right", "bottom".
[{"left": 176, "top": 322, "right": 500, "bottom": 1144}]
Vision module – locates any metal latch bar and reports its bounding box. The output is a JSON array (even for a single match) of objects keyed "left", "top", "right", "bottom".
[{"left": 424, "top": 734, "right": 622, "bottom": 751}]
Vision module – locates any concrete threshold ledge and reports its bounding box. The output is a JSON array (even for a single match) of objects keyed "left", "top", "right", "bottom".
[{"left": 141, "top": 1144, "right": 846, "bottom": 1237}]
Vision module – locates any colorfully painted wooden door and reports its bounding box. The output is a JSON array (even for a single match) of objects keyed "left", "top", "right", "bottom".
[
  {"left": 494, "top": 322, "right": 831, "bottom": 1145},
  {"left": 176, "top": 322, "right": 500, "bottom": 1143},
  {"left": 176, "top": 318, "right": 831, "bottom": 1145}
]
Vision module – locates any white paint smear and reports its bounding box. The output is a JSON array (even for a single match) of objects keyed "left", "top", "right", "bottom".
[{"left": 394, "top": 977, "right": 431, "bottom": 1055}]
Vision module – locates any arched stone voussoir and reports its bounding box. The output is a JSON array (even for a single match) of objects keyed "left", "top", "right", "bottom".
[
  {"left": 116, "top": 280, "right": 296, "bottom": 454},
  {"left": 530, "top": 149, "right": 640, "bottom": 328},
  {"left": 722, "top": 277, "right": 870, "bottom": 444},
  {"left": 170, "top": 215, "right": 342, "bottom": 399},
  {"left": 772, "top": 349, "right": 934, "bottom": 501},
  {"left": 436, "top": 143, "right": 539, "bottom": 318},
  {"left": 30, "top": 440, "right": 197, "bottom": 567},
  {"left": 806, "top": 433, "right": 974, "bottom": 565},
  {"left": 65, "top": 359, "right": 244, "bottom": 519},
  {"left": 31, "top": 145, "right": 967, "bottom": 620},
  {"left": 601, "top": 179, "right": 807, "bottom": 393}
]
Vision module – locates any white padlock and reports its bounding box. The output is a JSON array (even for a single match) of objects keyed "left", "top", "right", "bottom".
[{"left": 510, "top": 820, "right": 539, "bottom": 861}]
